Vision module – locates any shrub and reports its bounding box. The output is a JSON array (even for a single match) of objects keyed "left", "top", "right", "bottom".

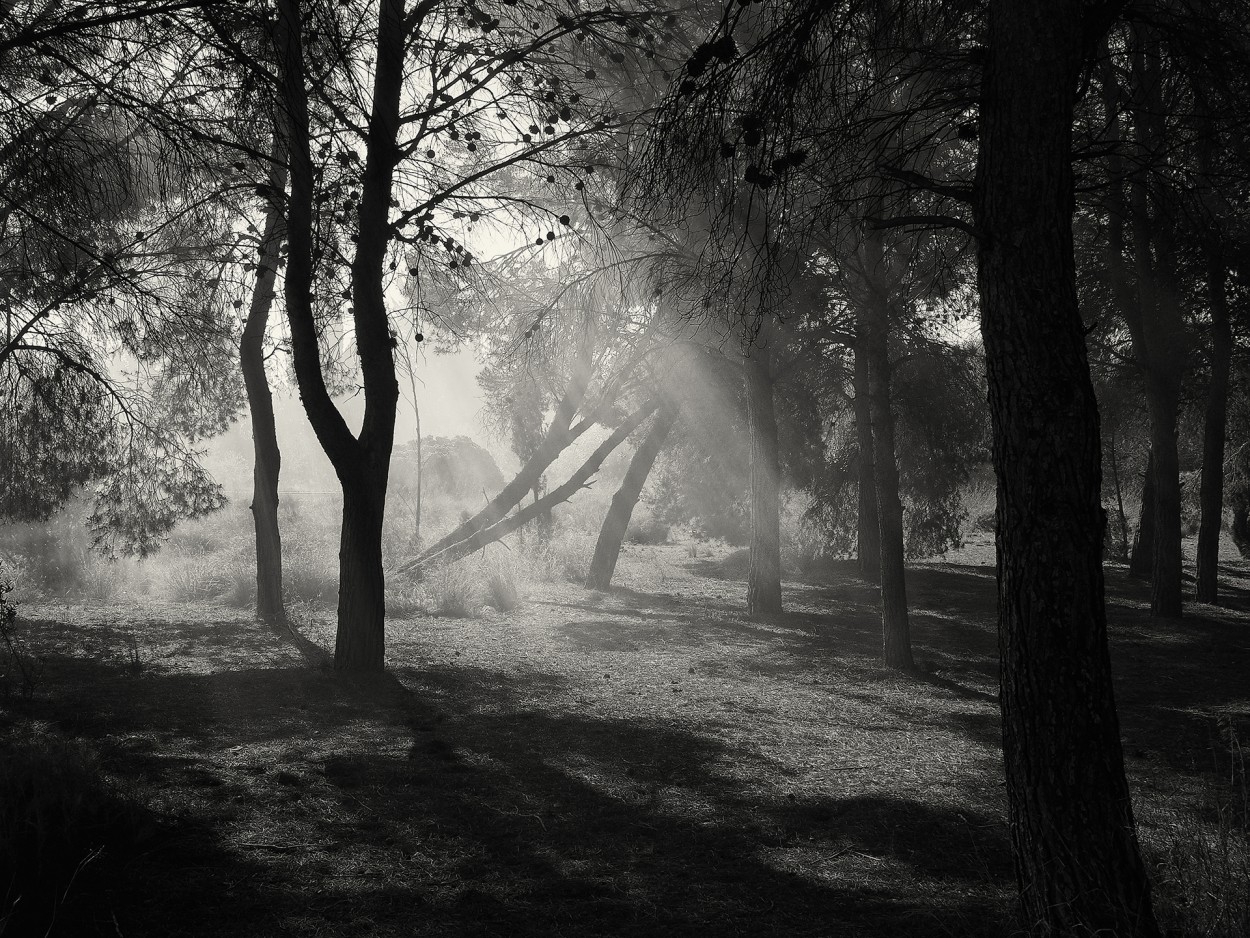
[
  {"left": 483, "top": 555, "right": 520, "bottom": 612},
  {"left": 385, "top": 580, "right": 424, "bottom": 619},
  {"left": 0, "top": 731, "right": 157, "bottom": 935},
  {"left": 1, "top": 570, "right": 43, "bottom": 702},
  {"left": 283, "top": 545, "right": 339, "bottom": 605},
  {"left": 531, "top": 533, "right": 593, "bottom": 584},
  {"left": 157, "top": 550, "right": 226, "bottom": 602},
  {"left": 624, "top": 518, "right": 670, "bottom": 545},
  {"left": 426, "top": 563, "right": 481, "bottom": 617}
]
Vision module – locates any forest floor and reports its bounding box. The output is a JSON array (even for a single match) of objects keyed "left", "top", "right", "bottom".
[{"left": 2, "top": 533, "right": 1248, "bottom": 937}]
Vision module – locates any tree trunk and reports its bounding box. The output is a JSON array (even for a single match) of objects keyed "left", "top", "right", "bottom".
[
  {"left": 277, "top": 0, "right": 403, "bottom": 671},
  {"left": 534, "top": 479, "right": 553, "bottom": 544},
  {"left": 1147, "top": 379, "right": 1183, "bottom": 617},
  {"left": 586, "top": 402, "right": 678, "bottom": 590},
  {"left": 1129, "top": 448, "right": 1155, "bottom": 580},
  {"left": 745, "top": 337, "right": 783, "bottom": 617},
  {"left": 1196, "top": 240, "right": 1231, "bottom": 604},
  {"left": 335, "top": 480, "right": 386, "bottom": 669},
  {"left": 974, "top": 3, "right": 1160, "bottom": 934},
  {"left": 1106, "top": 423, "right": 1130, "bottom": 562},
  {"left": 239, "top": 151, "right": 288, "bottom": 626},
  {"left": 853, "top": 338, "right": 881, "bottom": 582},
  {"left": 1129, "top": 34, "right": 1185, "bottom": 618},
  {"left": 859, "top": 233, "right": 912, "bottom": 671}
]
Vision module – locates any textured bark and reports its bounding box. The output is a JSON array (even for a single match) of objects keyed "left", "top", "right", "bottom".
[
  {"left": 586, "top": 402, "right": 678, "bottom": 591},
  {"left": 239, "top": 148, "right": 287, "bottom": 625},
  {"left": 1129, "top": 448, "right": 1155, "bottom": 580},
  {"left": 335, "top": 481, "right": 386, "bottom": 670},
  {"left": 853, "top": 339, "right": 881, "bottom": 582},
  {"left": 277, "top": 0, "right": 403, "bottom": 671},
  {"left": 974, "top": 2, "right": 1159, "bottom": 934},
  {"left": 1196, "top": 241, "right": 1231, "bottom": 604},
  {"left": 859, "top": 233, "right": 911, "bottom": 671},
  {"left": 746, "top": 339, "right": 783, "bottom": 617}
]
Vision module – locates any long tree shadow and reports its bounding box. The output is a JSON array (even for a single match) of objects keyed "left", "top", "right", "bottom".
[{"left": 8, "top": 641, "right": 1017, "bottom": 937}]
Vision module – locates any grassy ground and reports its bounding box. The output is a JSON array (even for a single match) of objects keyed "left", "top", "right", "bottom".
[{"left": 2, "top": 533, "right": 1247, "bottom": 937}]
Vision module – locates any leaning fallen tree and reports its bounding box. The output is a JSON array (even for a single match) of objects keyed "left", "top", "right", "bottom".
[{"left": 398, "top": 397, "right": 662, "bottom": 574}]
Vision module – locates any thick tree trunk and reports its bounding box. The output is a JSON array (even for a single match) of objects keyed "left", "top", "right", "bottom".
[
  {"left": 1147, "top": 380, "right": 1183, "bottom": 617},
  {"left": 240, "top": 155, "right": 287, "bottom": 625},
  {"left": 745, "top": 339, "right": 783, "bottom": 617},
  {"left": 853, "top": 339, "right": 881, "bottom": 582},
  {"left": 1130, "top": 448, "right": 1155, "bottom": 580},
  {"left": 1196, "top": 246, "right": 1231, "bottom": 604},
  {"left": 860, "top": 234, "right": 912, "bottom": 671},
  {"left": 974, "top": 3, "right": 1159, "bottom": 935},
  {"left": 335, "top": 480, "right": 386, "bottom": 669},
  {"left": 586, "top": 402, "right": 678, "bottom": 591}
]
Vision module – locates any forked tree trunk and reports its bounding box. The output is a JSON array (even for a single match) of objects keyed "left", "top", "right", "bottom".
[
  {"left": 745, "top": 338, "right": 783, "bottom": 617},
  {"left": 277, "top": 0, "right": 402, "bottom": 671},
  {"left": 860, "top": 234, "right": 912, "bottom": 671},
  {"left": 853, "top": 339, "right": 881, "bottom": 582},
  {"left": 1130, "top": 447, "right": 1155, "bottom": 580},
  {"left": 975, "top": 3, "right": 1159, "bottom": 934},
  {"left": 240, "top": 153, "right": 287, "bottom": 625},
  {"left": 586, "top": 402, "right": 678, "bottom": 591},
  {"left": 1196, "top": 244, "right": 1231, "bottom": 604}
]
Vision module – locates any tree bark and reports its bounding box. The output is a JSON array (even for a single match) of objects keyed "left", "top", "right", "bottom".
[
  {"left": 974, "top": 3, "right": 1159, "bottom": 934},
  {"left": 335, "top": 479, "right": 386, "bottom": 669},
  {"left": 853, "top": 338, "right": 881, "bottom": 582},
  {"left": 585, "top": 401, "right": 678, "bottom": 591},
  {"left": 277, "top": 0, "right": 403, "bottom": 671},
  {"left": 859, "top": 232, "right": 912, "bottom": 671},
  {"left": 1129, "top": 448, "right": 1155, "bottom": 580},
  {"left": 745, "top": 336, "right": 783, "bottom": 617},
  {"left": 239, "top": 147, "right": 288, "bottom": 626},
  {"left": 1196, "top": 233, "right": 1231, "bottom": 604},
  {"left": 1129, "top": 35, "right": 1185, "bottom": 618}
]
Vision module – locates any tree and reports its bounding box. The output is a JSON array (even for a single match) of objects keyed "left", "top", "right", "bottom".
[
  {"left": 974, "top": 0, "right": 1159, "bottom": 932},
  {"left": 585, "top": 399, "right": 679, "bottom": 590}
]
